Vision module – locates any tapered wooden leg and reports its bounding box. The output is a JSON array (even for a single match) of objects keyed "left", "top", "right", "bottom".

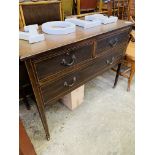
[
  {"left": 35, "top": 102, "right": 50, "bottom": 141},
  {"left": 25, "top": 60, "right": 50, "bottom": 141},
  {"left": 113, "top": 63, "right": 122, "bottom": 88},
  {"left": 127, "top": 62, "right": 135, "bottom": 91}
]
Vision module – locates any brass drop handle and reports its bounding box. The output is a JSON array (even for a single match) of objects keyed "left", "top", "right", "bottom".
[
  {"left": 109, "top": 38, "right": 118, "bottom": 47},
  {"left": 61, "top": 54, "right": 76, "bottom": 66},
  {"left": 106, "top": 57, "right": 115, "bottom": 65},
  {"left": 64, "top": 77, "right": 77, "bottom": 87}
]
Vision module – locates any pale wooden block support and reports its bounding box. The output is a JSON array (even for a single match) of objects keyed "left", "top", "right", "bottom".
[{"left": 61, "top": 85, "right": 84, "bottom": 110}]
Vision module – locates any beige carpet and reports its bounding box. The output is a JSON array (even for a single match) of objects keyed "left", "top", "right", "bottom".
[{"left": 20, "top": 69, "right": 135, "bottom": 155}]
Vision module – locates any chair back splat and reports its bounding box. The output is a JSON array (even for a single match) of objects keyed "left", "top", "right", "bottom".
[{"left": 19, "top": 1, "right": 63, "bottom": 27}]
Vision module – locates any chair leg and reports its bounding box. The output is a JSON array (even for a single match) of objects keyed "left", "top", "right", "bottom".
[
  {"left": 21, "top": 86, "right": 31, "bottom": 110},
  {"left": 113, "top": 63, "right": 122, "bottom": 88},
  {"left": 131, "top": 35, "right": 135, "bottom": 42},
  {"left": 127, "top": 62, "right": 135, "bottom": 91},
  {"left": 23, "top": 96, "right": 31, "bottom": 110}
]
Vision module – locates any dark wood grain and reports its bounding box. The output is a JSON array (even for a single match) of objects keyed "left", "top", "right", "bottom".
[
  {"left": 41, "top": 46, "right": 125, "bottom": 105},
  {"left": 96, "top": 28, "right": 129, "bottom": 55},
  {"left": 19, "top": 20, "right": 133, "bottom": 140},
  {"left": 22, "top": 2, "right": 61, "bottom": 25},
  {"left": 34, "top": 40, "right": 94, "bottom": 81}
]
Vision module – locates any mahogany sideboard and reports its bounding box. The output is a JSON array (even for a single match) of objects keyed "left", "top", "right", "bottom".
[{"left": 19, "top": 20, "right": 133, "bottom": 140}]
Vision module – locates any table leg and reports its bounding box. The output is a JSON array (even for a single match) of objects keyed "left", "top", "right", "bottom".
[
  {"left": 113, "top": 63, "right": 122, "bottom": 88},
  {"left": 127, "top": 61, "right": 135, "bottom": 91},
  {"left": 25, "top": 60, "right": 50, "bottom": 141}
]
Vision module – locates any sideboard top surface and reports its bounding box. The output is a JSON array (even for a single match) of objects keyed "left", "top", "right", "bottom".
[{"left": 19, "top": 20, "right": 133, "bottom": 60}]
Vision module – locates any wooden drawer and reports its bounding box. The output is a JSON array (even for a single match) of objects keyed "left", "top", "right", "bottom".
[
  {"left": 41, "top": 46, "right": 125, "bottom": 105},
  {"left": 96, "top": 29, "right": 129, "bottom": 55},
  {"left": 34, "top": 41, "right": 94, "bottom": 81}
]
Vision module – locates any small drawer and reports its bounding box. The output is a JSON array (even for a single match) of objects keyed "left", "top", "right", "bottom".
[
  {"left": 34, "top": 41, "right": 94, "bottom": 81},
  {"left": 41, "top": 46, "right": 125, "bottom": 105},
  {"left": 96, "top": 30, "right": 129, "bottom": 55}
]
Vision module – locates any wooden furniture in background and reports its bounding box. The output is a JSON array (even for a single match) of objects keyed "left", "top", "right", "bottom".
[
  {"left": 76, "top": 0, "right": 102, "bottom": 15},
  {"left": 98, "top": 0, "right": 113, "bottom": 16},
  {"left": 19, "top": 9, "right": 24, "bottom": 29},
  {"left": 128, "top": 0, "right": 135, "bottom": 22},
  {"left": 19, "top": 1, "right": 63, "bottom": 27},
  {"left": 19, "top": 119, "right": 36, "bottom": 155},
  {"left": 20, "top": 19, "right": 133, "bottom": 140},
  {"left": 113, "top": 31, "right": 135, "bottom": 91},
  {"left": 112, "top": 0, "right": 130, "bottom": 20},
  {"left": 111, "top": 0, "right": 135, "bottom": 42},
  {"left": 62, "top": 0, "right": 73, "bottom": 17},
  {"left": 128, "top": 0, "right": 135, "bottom": 42}
]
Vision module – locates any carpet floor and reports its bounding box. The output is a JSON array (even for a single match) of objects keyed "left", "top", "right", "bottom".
[{"left": 20, "top": 70, "right": 135, "bottom": 155}]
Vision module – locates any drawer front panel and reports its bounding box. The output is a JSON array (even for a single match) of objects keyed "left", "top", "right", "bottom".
[
  {"left": 41, "top": 47, "right": 125, "bottom": 105},
  {"left": 35, "top": 41, "right": 94, "bottom": 81},
  {"left": 96, "top": 30, "right": 129, "bottom": 55}
]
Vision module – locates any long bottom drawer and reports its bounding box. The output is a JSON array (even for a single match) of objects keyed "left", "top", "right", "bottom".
[{"left": 41, "top": 47, "right": 124, "bottom": 105}]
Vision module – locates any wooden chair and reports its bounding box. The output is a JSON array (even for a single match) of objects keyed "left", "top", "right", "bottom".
[
  {"left": 113, "top": 31, "right": 135, "bottom": 91},
  {"left": 128, "top": 0, "right": 135, "bottom": 22},
  {"left": 112, "top": 0, "right": 135, "bottom": 42},
  {"left": 113, "top": 0, "right": 135, "bottom": 91},
  {"left": 19, "top": 10, "right": 24, "bottom": 29},
  {"left": 112, "top": 0, "right": 129, "bottom": 20},
  {"left": 129, "top": 0, "right": 135, "bottom": 42},
  {"left": 62, "top": 0, "right": 74, "bottom": 17},
  {"left": 98, "top": 0, "right": 113, "bottom": 16},
  {"left": 19, "top": 1, "right": 63, "bottom": 27},
  {"left": 76, "top": 0, "right": 103, "bottom": 15}
]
